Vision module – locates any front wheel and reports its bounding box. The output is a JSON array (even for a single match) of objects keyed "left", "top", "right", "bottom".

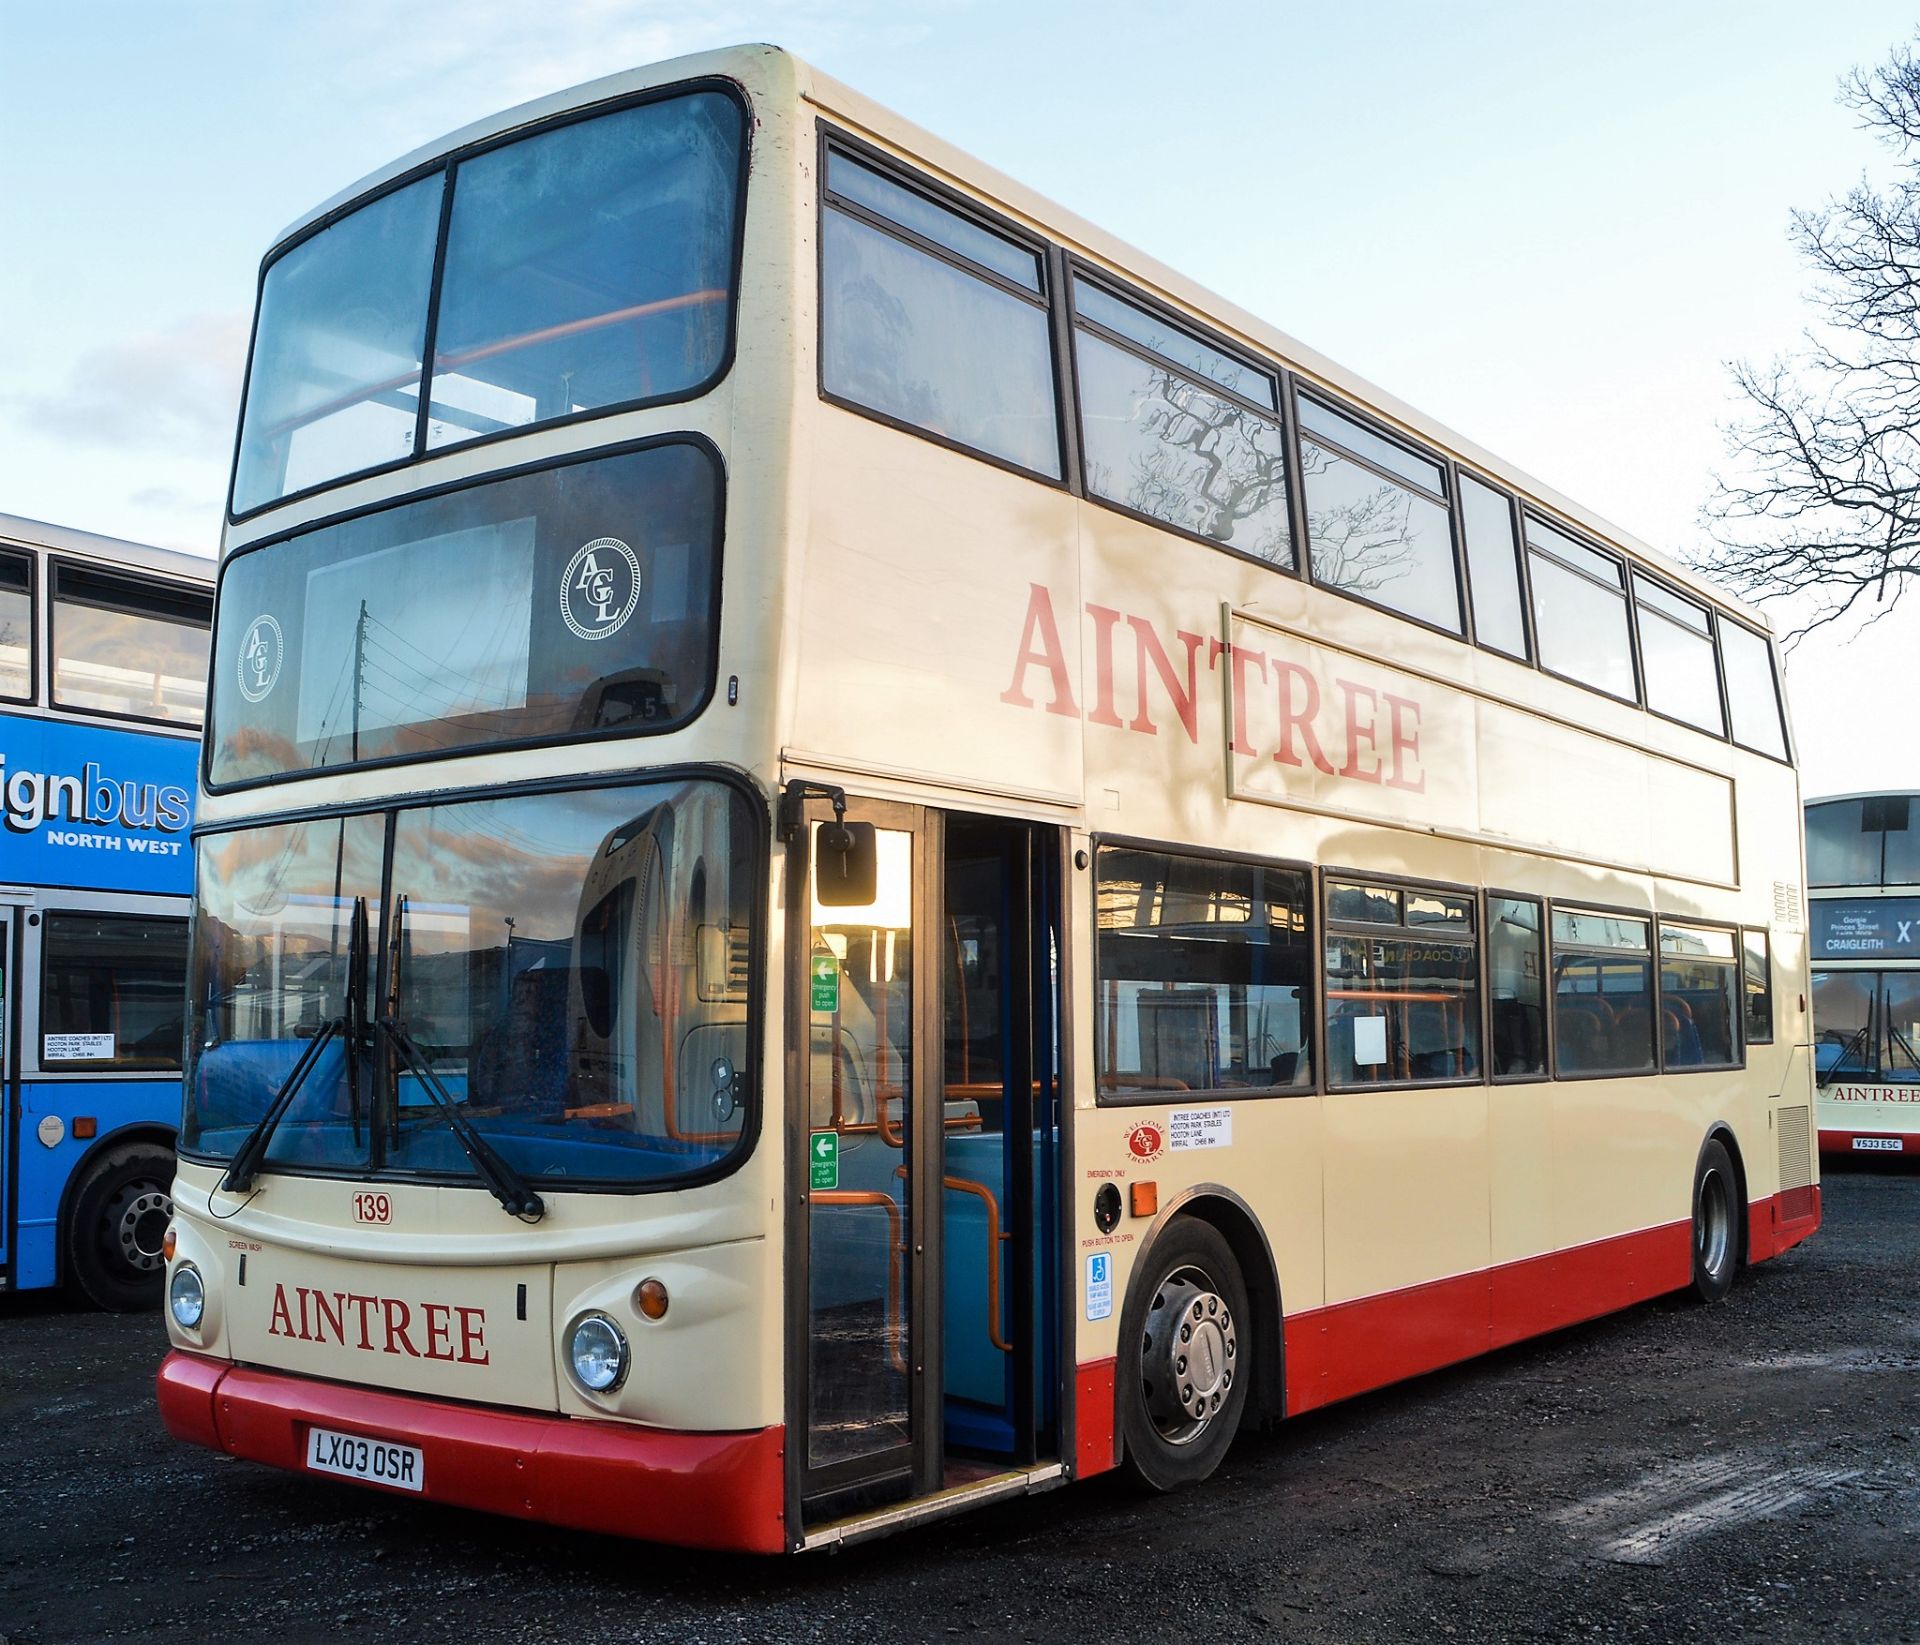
[
  {"left": 1118, "top": 1218, "right": 1250, "bottom": 1491},
  {"left": 1689, "top": 1138, "right": 1739, "bottom": 1304},
  {"left": 66, "top": 1140, "right": 175, "bottom": 1312}
]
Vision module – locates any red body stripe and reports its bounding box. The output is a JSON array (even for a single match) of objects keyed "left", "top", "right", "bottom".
[
  {"left": 1279, "top": 1189, "right": 1818, "bottom": 1414},
  {"left": 1073, "top": 1357, "right": 1118, "bottom": 1479},
  {"left": 156, "top": 1354, "right": 787, "bottom": 1553}
]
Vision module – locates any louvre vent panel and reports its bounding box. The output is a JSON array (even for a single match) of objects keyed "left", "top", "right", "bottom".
[
  {"left": 1773, "top": 881, "right": 1803, "bottom": 929},
  {"left": 1778, "top": 1102, "right": 1815, "bottom": 1221}
]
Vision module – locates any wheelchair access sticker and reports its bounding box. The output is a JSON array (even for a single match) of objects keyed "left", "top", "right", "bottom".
[{"left": 1086, "top": 1252, "right": 1113, "bottom": 1321}]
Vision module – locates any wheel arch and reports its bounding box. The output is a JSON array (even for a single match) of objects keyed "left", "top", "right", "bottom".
[
  {"left": 1125, "top": 1184, "right": 1286, "bottom": 1429},
  {"left": 53, "top": 1120, "right": 179, "bottom": 1283}
]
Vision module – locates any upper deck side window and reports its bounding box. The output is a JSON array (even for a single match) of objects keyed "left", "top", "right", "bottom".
[
  {"left": 1297, "top": 396, "right": 1462, "bottom": 635},
  {"left": 1071, "top": 276, "right": 1291, "bottom": 566},
  {"left": 820, "top": 147, "right": 1062, "bottom": 481},
  {"left": 1457, "top": 473, "right": 1528, "bottom": 660},
  {"left": 1718, "top": 618, "right": 1789, "bottom": 762},
  {"left": 0, "top": 548, "right": 32, "bottom": 703},
  {"left": 1633, "top": 574, "right": 1724, "bottom": 736},
  {"left": 1524, "top": 516, "right": 1636, "bottom": 703},
  {"left": 232, "top": 86, "right": 748, "bottom": 518},
  {"left": 52, "top": 562, "right": 211, "bottom": 729}
]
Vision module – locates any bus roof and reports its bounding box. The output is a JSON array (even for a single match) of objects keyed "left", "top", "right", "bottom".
[
  {"left": 0, "top": 511, "right": 214, "bottom": 586},
  {"left": 267, "top": 42, "right": 1771, "bottom": 634}
]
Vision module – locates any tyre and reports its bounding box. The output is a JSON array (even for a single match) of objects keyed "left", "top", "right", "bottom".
[
  {"left": 1118, "top": 1218, "right": 1250, "bottom": 1491},
  {"left": 1689, "top": 1137, "right": 1739, "bottom": 1304},
  {"left": 65, "top": 1140, "right": 175, "bottom": 1312}
]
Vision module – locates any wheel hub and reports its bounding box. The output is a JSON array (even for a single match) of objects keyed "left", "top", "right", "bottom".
[
  {"left": 1141, "top": 1270, "right": 1237, "bottom": 1443},
  {"left": 109, "top": 1183, "right": 172, "bottom": 1274}
]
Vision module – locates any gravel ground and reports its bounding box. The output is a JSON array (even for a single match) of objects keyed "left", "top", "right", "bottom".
[{"left": 2, "top": 1166, "right": 1916, "bottom": 1645}]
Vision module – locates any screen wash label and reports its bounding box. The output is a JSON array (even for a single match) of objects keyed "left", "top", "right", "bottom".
[{"left": 0, "top": 718, "right": 196, "bottom": 894}]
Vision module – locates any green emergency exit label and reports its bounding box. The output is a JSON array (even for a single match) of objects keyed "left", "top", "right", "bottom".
[
  {"left": 810, "top": 953, "right": 840, "bottom": 1013},
  {"left": 809, "top": 1130, "right": 839, "bottom": 1190}
]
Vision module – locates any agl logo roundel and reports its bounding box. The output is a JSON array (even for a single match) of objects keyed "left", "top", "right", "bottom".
[
  {"left": 1127, "top": 1122, "right": 1164, "bottom": 1161},
  {"left": 238, "top": 614, "right": 283, "bottom": 702},
  {"left": 561, "top": 537, "right": 643, "bottom": 641}
]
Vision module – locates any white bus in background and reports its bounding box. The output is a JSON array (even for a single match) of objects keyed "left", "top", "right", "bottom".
[{"left": 159, "top": 46, "right": 1816, "bottom": 1552}]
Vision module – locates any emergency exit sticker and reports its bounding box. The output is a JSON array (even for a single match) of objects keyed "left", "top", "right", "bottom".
[
  {"left": 810, "top": 954, "right": 840, "bottom": 1013},
  {"left": 809, "top": 1130, "right": 839, "bottom": 1190},
  {"left": 1170, "top": 1105, "right": 1233, "bottom": 1151},
  {"left": 1086, "top": 1252, "right": 1113, "bottom": 1320}
]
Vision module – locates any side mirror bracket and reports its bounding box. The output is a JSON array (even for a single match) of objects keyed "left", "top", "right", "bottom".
[{"left": 779, "top": 779, "right": 878, "bottom": 907}]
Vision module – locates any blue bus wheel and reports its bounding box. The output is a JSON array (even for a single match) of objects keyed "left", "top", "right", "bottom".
[{"left": 66, "top": 1141, "right": 175, "bottom": 1312}]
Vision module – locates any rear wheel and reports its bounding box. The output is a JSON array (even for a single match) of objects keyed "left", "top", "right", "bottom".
[
  {"left": 1689, "top": 1138, "right": 1739, "bottom": 1304},
  {"left": 66, "top": 1141, "right": 174, "bottom": 1312},
  {"left": 1118, "top": 1218, "right": 1250, "bottom": 1491}
]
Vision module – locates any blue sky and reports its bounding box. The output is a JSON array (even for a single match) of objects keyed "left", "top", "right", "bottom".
[{"left": 2, "top": 0, "right": 1915, "bottom": 796}]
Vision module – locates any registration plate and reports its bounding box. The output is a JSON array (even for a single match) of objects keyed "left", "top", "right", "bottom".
[
  {"left": 305, "top": 1425, "right": 425, "bottom": 1492},
  {"left": 1852, "top": 1136, "right": 1904, "bottom": 1153}
]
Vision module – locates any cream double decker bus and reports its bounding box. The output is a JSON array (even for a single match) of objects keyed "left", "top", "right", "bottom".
[{"left": 159, "top": 46, "right": 1818, "bottom": 1552}]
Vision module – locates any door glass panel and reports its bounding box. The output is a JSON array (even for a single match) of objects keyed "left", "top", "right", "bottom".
[{"left": 806, "top": 823, "right": 914, "bottom": 1470}]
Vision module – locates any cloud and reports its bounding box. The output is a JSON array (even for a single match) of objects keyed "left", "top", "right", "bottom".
[{"left": 9, "top": 310, "right": 249, "bottom": 456}]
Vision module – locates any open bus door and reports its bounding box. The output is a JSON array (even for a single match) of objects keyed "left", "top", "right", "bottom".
[{"left": 788, "top": 796, "right": 1062, "bottom": 1528}]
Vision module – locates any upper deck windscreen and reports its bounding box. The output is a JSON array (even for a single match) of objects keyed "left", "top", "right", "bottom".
[
  {"left": 231, "top": 87, "right": 745, "bottom": 516},
  {"left": 208, "top": 441, "right": 721, "bottom": 787}
]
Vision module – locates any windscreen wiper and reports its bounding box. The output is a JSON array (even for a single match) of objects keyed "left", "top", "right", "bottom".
[
  {"left": 1816, "top": 1020, "right": 1873, "bottom": 1088},
  {"left": 344, "top": 895, "right": 370, "bottom": 1147},
  {"left": 381, "top": 894, "right": 544, "bottom": 1220},
  {"left": 219, "top": 1016, "right": 341, "bottom": 1194},
  {"left": 381, "top": 1016, "right": 546, "bottom": 1220},
  {"left": 220, "top": 895, "right": 369, "bottom": 1194},
  {"left": 1888, "top": 1021, "right": 1920, "bottom": 1081}
]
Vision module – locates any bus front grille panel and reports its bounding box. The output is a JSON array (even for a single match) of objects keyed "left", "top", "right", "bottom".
[{"left": 1777, "top": 1103, "right": 1814, "bottom": 1222}]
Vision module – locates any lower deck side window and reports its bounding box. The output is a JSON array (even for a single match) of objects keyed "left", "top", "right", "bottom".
[
  {"left": 1659, "top": 921, "right": 1741, "bottom": 1068},
  {"left": 1488, "top": 895, "right": 1547, "bottom": 1078},
  {"left": 40, "top": 911, "right": 188, "bottom": 1069},
  {"left": 1551, "top": 911, "right": 1654, "bottom": 1075},
  {"left": 1324, "top": 881, "right": 1479, "bottom": 1086},
  {"left": 1095, "top": 845, "right": 1313, "bottom": 1099}
]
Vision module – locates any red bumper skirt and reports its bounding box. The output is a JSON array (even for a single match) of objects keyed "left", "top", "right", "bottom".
[{"left": 156, "top": 1351, "right": 787, "bottom": 1553}]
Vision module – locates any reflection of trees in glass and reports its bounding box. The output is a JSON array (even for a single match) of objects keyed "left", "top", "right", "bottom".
[
  {"left": 1299, "top": 441, "right": 1420, "bottom": 598},
  {"left": 1084, "top": 358, "right": 1292, "bottom": 564}
]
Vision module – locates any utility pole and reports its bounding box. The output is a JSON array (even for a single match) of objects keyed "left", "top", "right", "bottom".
[{"left": 351, "top": 598, "right": 368, "bottom": 764}]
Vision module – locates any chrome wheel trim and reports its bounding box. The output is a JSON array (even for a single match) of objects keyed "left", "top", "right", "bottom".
[
  {"left": 1139, "top": 1263, "right": 1237, "bottom": 1446},
  {"left": 110, "top": 1182, "right": 173, "bottom": 1274}
]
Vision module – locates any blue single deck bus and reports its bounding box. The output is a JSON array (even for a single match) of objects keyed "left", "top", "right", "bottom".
[{"left": 0, "top": 514, "right": 210, "bottom": 1309}]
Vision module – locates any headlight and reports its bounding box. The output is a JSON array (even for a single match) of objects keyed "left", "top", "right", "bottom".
[
  {"left": 567, "top": 1312, "right": 629, "bottom": 1393},
  {"left": 169, "top": 1263, "right": 205, "bottom": 1330}
]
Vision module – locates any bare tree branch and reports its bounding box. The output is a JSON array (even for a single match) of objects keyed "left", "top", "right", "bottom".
[{"left": 1699, "top": 35, "right": 1920, "bottom": 640}]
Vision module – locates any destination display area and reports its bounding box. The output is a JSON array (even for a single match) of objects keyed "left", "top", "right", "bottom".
[{"left": 1810, "top": 897, "right": 1920, "bottom": 961}]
